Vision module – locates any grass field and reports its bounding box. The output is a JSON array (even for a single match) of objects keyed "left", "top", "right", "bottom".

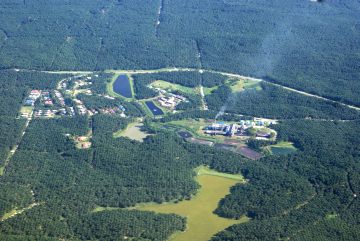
[
  {"left": 20, "top": 106, "right": 33, "bottom": 114},
  {"left": 226, "top": 78, "right": 262, "bottom": 92},
  {"left": 195, "top": 166, "right": 246, "bottom": 181},
  {"left": 151, "top": 80, "right": 195, "bottom": 95},
  {"left": 113, "top": 121, "right": 150, "bottom": 142},
  {"left": 269, "top": 141, "right": 297, "bottom": 155},
  {"left": 202, "top": 86, "right": 219, "bottom": 95},
  {"left": 165, "top": 119, "right": 234, "bottom": 143},
  {"left": 243, "top": 79, "right": 262, "bottom": 90},
  {"left": 136, "top": 166, "right": 248, "bottom": 241}
]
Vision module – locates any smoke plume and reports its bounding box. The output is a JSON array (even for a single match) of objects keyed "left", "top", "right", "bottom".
[{"left": 215, "top": 91, "right": 240, "bottom": 119}]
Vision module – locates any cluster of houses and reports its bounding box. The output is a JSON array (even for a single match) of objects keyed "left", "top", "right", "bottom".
[
  {"left": 72, "top": 98, "right": 127, "bottom": 117},
  {"left": 60, "top": 81, "right": 67, "bottom": 90},
  {"left": 34, "top": 108, "right": 68, "bottom": 118},
  {"left": 71, "top": 76, "right": 93, "bottom": 96},
  {"left": 21, "top": 75, "right": 129, "bottom": 120},
  {"left": 204, "top": 120, "right": 273, "bottom": 138},
  {"left": 157, "top": 94, "right": 187, "bottom": 109},
  {"left": 24, "top": 90, "right": 41, "bottom": 106},
  {"left": 98, "top": 105, "right": 126, "bottom": 117},
  {"left": 74, "top": 99, "right": 88, "bottom": 115},
  {"left": 59, "top": 75, "right": 94, "bottom": 97},
  {"left": 84, "top": 107, "right": 126, "bottom": 117},
  {"left": 54, "top": 90, "right": 65, "bottom": 106},
  {"left": 35, "top": 109, "right": 54, "bottom": 118},
  {"left": 150, "top": 86, "right": 187, "bottom": 110},
  {"left": 24, "top": 89, "right": 70, "bottom": 118},
  {"left": 99, "top": 107, "right": 126, "bottom": 117},
  {"left": 20, "top": 111, "right": 32, "bottom": 119},
  {"left": 41, "top": 91, "right": 54, "bottom": 106},
  {"left": 68, "top": 107, "right": 76, "bottom": 116}
]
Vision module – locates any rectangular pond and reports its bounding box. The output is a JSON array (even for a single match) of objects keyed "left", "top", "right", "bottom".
[
  {"left": 113, "top": 75, "right": 132, "bottom": 98},
  {"left": 145, "top": 101, "right": 164, "bottom": 116}
]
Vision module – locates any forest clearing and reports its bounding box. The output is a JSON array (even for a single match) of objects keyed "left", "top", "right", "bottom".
[
  {"left": 135, "top": 166, "right": 248, "bottom": 241},
  {"left": 113, "top": 121, "right": 150, "bottom": 142}
]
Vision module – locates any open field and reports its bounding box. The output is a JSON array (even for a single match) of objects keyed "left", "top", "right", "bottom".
[
  {"left": 113, "top": 121, "right": 150, "bottom": 142},
  {"left": 20, "top": 106, "right": 33, "bottom": 114},
  {"left": 202, "top": 86, "right": 219, "bottom": 95},
  {"left": 242, "top": 79, "right": 262, "bottom": 90},
  {"left": 226, "top": 78, "right": 262, "bottom": 92},
  {"left": 151, "top": 80, "right": 195, "bottom": 95},
  {"left": 167, "top": 119, "right": 223, "bottom": 142},
  {"left": 203, "top": 78, "right": 262, "bottom": 95},
  {"left": 136, "top": 166, "right": 248, "bottom": 241},
  {"left": 269, "top": 141, "right": 297, "bottom": 155},
  {"left": 195, "top": 166, "right": 245, "bottom": 181}
]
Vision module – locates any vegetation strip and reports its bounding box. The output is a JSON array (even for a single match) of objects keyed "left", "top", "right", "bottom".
[{"left": 24, "top": 67, "right": 360, "bottom": 112}]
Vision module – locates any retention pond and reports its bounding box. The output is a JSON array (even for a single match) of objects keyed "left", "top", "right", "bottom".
[{"left": 113, "top": 75, "right": 132, "bottom": 98}]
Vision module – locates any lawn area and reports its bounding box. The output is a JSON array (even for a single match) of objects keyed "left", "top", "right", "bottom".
[
  {"left": 166, "top": 119, "right": 232, "bottom": 143},
  {"left": 113, "top": 121, "right": 151, "bottom": 142},
  {"left": 195, "top": 165, "right": 245, "bottom": 182},
  {"left": 243, "top": 79, "right": 262, "bottom": 90},
  {"left": 151, "top": 80, "right": 195, "bottom": 95},
  {"left": 269, "top": 141, "right": 297, "bottom": 155},
  {"left": 20, "top": 106, "right": 33, "bottom": 114},
  {"left": 169, "top": 119, "right": 206, "bottom": 133},
  {"left": 202, "top": 86, "right": 219, "bottom": 95},
  {"left": 226, "top": 78, "right": 262, "bottom": 92},
  {"left": 135, "top": 166, "right": 248, "bottom": 241}
]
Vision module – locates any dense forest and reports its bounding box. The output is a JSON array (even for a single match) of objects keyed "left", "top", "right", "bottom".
[
  {"left": 0, "top": 0, "right": 359, "bottom": 106},
  {"left": 0, "top": 117, "right": 25, "bottom": 165},
  {"left": 77, "top": 94, "right": 144, "bottom": 117},
  {"left": 212, "top": 120, "right": 360, "bottom": 240},
  {"left": 0, "top": 70, "right": 360, "bottom": 241},
  {"left": 0, "top": 70, "right": 69, "bottom": 117},
  {"left": 0, "top": 115, "right": 192, "bottom": 240},
  {"left": 1, "top": 0, "right": 360, "bottom": 240},
  {"left": 0, "top": 70, "right": 70, "bottom": 165},
  {"left": 206, "top": 82, "right": 360, "bottom": 120}
]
